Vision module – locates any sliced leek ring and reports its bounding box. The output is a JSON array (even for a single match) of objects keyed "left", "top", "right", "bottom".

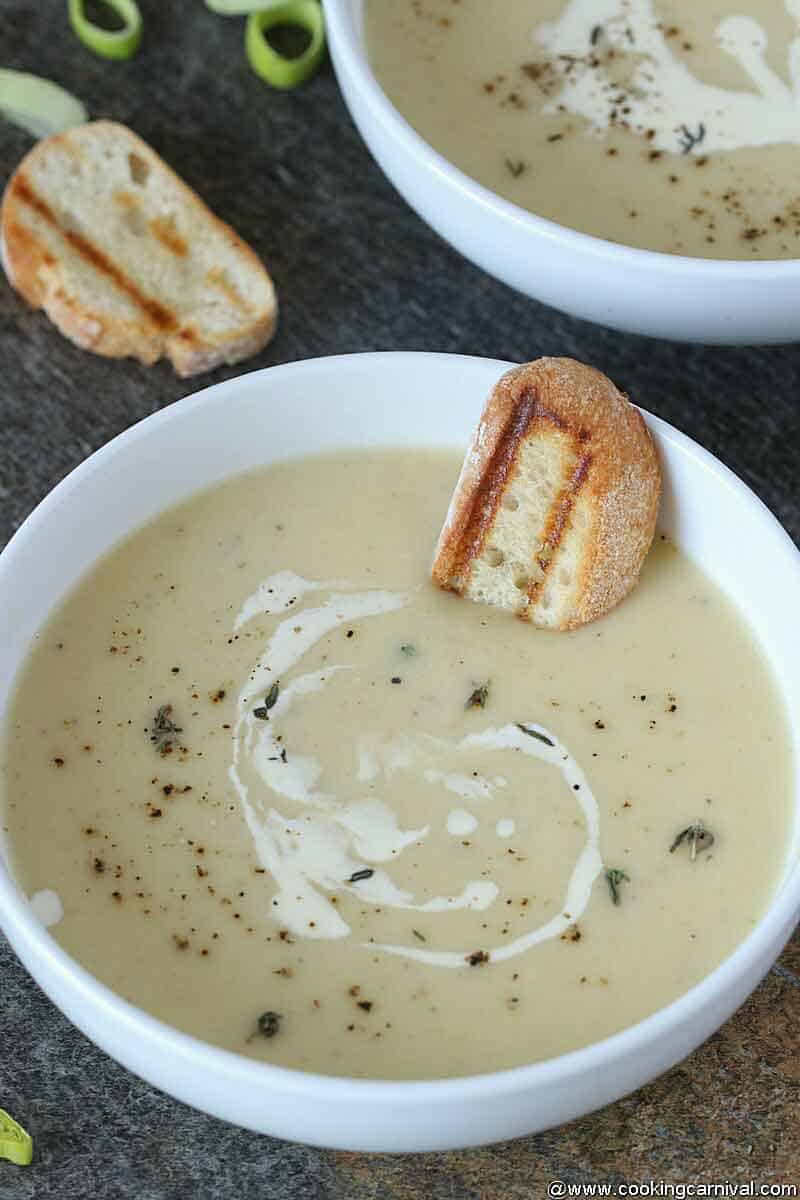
[
  {"left": 68, "top": 0, "right": 143, "bottom": 61},
  {"left": 245, "top": 1, "right": 325, "bottom": 90},
  {"left": 0, "top": 69, "right": 88, "bottom": 139},
  {"left": 206, "top": 0, "right": 285, "bottom": 12},
  {"left": 0, "top": 1109, "right": 33, "bottom": 1167}
]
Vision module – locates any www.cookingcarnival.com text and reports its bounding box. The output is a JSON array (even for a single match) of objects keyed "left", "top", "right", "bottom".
[{"left": 546, "top": 1182, "right": 797, "bottom": 1198}]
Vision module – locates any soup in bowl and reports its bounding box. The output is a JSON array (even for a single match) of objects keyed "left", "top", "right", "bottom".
[
  {"left": 0, "top": 353, "right": 798, "bottom": 1150},
  {"left": 325, "top": 1, "right": 800, "bottom": 343}
]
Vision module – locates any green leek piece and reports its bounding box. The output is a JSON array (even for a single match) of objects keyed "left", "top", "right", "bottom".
[
  {"left": 68, "top": 0, "right": 143, "bottom": 60},
  {"left": 0, "top": 1109, "right": 32, "bottom": 1167},
  {"left": 0, "top": 69, "right": 88, "bottom": 138},
  {"left": 245, "top": 1, "right": 325, "bottom": 90},
  {"left": 206, "top": 0, "right": 285, "bottom": 12}
]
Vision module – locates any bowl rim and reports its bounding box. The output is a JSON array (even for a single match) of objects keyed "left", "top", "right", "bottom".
[
  {"left": 325, "top": 0, "right": 800, "bottom": 277},
  {"left": 1, "top": 350, "right": 799, "bottom": 1105}
]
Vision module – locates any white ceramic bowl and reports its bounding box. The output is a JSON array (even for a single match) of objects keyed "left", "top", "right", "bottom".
[
  {"left": 1, "top": 353, "right": 799, "bottom": 1152},
  {"left": 325, "top": 0, "right": 800, "bottom": 345}
]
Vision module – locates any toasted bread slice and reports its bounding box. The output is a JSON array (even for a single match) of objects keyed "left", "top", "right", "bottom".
[
  {"left": 432, "top": 358, "right": 661, "bottom": 630},
  {"left": 0, "top": 121, "right": 277, "bottom": 376}
]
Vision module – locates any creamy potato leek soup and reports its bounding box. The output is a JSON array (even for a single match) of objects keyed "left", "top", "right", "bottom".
[
  {"left": 365, "top": 0, "right": 800, "bottom": 259},
  {"left": 2, "top": 449, "right": 792, "bottom": 1079}
]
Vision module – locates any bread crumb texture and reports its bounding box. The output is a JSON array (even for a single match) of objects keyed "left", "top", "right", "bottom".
[
  {"left": 432, "top": 358, "right": 661, "bottom": 630},
  {"left": 0, "top": 121, "right": 277, "bottom": 376}
]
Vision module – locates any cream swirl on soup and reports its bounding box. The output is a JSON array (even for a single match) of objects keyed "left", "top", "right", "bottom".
[
  {"left": 537, "top": 0, "right": 800, "bottom": 155},
  {"left": 229, "top": 574, "right": 603, "bottom": 967}
]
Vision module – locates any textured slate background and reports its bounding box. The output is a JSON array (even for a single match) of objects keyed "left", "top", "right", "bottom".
[{"left": 0, "top": 3, "right": 798, "bottom": 1196}]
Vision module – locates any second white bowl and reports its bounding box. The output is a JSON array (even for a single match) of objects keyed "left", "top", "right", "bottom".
[{"left": 325, "top": 0, "right": 800, "bottom": 345}]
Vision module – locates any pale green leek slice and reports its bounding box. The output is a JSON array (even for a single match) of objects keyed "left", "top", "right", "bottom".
[
  {"left": 0, "top": 1109, "right": 33, "bottom": 1167},
  {"left": 0, "top": 69, "right": 88, "bottom": 138},
  {"left": 245, "top": 1, "right": 325, "bottom": 89},
  {"left": 68, "top": 0, "right": 143, "bottom": 61},
  {"left": 206, "top": 0, "right": 285, "bottom": 12}
]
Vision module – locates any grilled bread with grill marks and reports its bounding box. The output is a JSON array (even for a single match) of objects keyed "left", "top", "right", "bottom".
[
  {"left": 432, "top": 358, "right": 661, "bottom": 630},
  {"left": 0, "top": 121, "right": 277, "bottom": 376}
]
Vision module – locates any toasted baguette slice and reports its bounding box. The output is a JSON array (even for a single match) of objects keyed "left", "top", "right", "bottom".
[
  {"left": 432, "top": 358, "right": 661, "bottom": 631},
  {"left": 0, "top": 121, "right": 277, "bottom": 376}
]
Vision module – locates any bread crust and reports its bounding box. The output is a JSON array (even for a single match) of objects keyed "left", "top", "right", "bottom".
[
  {"left": 0, "top": 121, "right": 277, "bottom": 376},
  {"left": 432, "top": 358, "right": 661, "bottom": 630}
]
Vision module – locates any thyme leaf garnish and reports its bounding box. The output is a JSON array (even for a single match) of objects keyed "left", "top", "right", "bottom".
[
  {"left": 348, "top": 868, "right": 374, "bottom": 884},
  {"left": 515, "top": 723, "right": 554, "bottom": 747},
  {"left": 678, "top": 122, "right": 706, "bottom": 155},
  {"left": 412, "top": 929, "right": 426, "bottom": 942},
  {"left": 670, "top": 821, "right": 714, "bottom": 860},
  {"left": 400, "top": 643, "right": 417, "bottom": 657},
  {"left": 247, "top": 1010, "right": 282, "bottom": 1042},
  {"left": 149, "top": 704, "right": 181, "bottom": 756},
  {"left": 253, "top": 681, "right": 280, "bottom": 721},
  {"left": 504, "top": 157, "right": 527, "bottom": 178},
  {"left": 466, "top": 683, "right": 490, "bottom": 710},
  {"left": 605, "top": 868, "right": 629, "bottom": 906}
]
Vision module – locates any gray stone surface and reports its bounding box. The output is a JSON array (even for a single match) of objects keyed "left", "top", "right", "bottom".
[{"left": 0, "top": 2, "right": 798, "bottom": 1196}]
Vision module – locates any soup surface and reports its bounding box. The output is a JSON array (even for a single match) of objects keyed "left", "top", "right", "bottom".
[
  {"left": 365, "top": 0, "right": 800, "bottom": 259},
  {"left": 1, "top": 449, "right": 792, "bottom": 1078}
]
